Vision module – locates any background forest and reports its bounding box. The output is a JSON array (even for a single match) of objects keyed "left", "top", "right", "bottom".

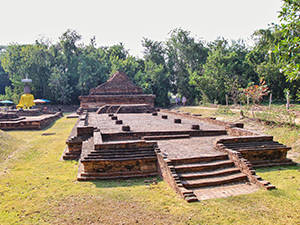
[{"left": 0, "top": 0, "right": 299, "bottom": 107}]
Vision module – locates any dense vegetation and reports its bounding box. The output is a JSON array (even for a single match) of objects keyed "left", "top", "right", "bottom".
[{"left": 0, "top": 0, "right": 299, "bottom": 107}]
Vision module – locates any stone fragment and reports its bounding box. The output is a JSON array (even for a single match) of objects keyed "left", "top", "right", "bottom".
[
  {"left": 122, "top": 125, "right": 130, "bottom": 131},
  {"left": 161, "top": 115, "right": 168, "bottom": 119},
  {"left": 174, "top": 119, "right": 181, "bottom": 123},
  {"left": 116, "top": 120, "right": 123, "bottom": 124},
  {"left": 191, "top": 124, "right": 200, "bottom": 130}
]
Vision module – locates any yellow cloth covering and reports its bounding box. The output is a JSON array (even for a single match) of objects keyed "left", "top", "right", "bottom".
[{"left": 16, "top": 93, "right": 35, "bottom": 109}]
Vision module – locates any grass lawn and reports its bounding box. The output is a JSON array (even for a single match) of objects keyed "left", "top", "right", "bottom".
[{"left": 1, "top": 111, "right": 300, "bottom": 224}]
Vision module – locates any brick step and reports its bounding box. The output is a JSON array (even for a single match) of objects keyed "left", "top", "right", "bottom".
[
  {"left": 252, "top": 161, "right": 297, "bottom": 168},
  {"left": 223, "top": 140, "right": 280, "bottom": 145},
  {"left": 142, "top": 134, "right": 190, "bottom": 140},
  {"left": 94, "top": 146, "right": 155, "bottom": 151},
  {"left": 62, "top": 146, "right": 81, "bottom": 160},
  {"left": 62, "top": 153, "right": 81, "bottom": 160},
  {"left": 65, "top": 151, "right": 81, "bottom": 156},
  {"left": 223, "top": 141, "right": 289, "bottom": 149},
  {"left": 184, "top": 195, "right": 198, "bottom": 202},
  {"left": 81, "top": 156, "right": 157, "bottom": 162},
  {"left": 89, "top": 147, "right": 155, "bottom": 154},
  {"left": 80, "top": 169, "right": 157, "bottom": 177},
  {"left": 170, "top": 154, "right": 228, "bottom": 165},
  {"left": 94, "top": 141, "right": 156, "bottom": 150},
  {"left": 225, "top": 146, "right": 291, "bottom": 151},
  {"left": 174, "top": 160, "right": 234, "bottom": 173},
  {"left": 258, "top": 180, "right": 270, "bottom": 185},
  {"left": 178, "top": 167, "right": 241, "bottom": 180},
  {"left": 265, "top": 184, "right": 276, "bottom": 190},
  {"left": 78, "top": 171, "right": 158, "bottom": 181},
  {"left": 85, "top": 153, "right": 157, "bottom": 159},
  {"left": 251, "top": 159, "right": 294, "bottom": 165},
  {"left": 88, "top": 151, "right": 156, "bottom": 156},
  {"left": 181, "top": 173, "right": 248, "bottom": 188}
]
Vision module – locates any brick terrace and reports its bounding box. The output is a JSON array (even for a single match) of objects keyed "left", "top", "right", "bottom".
[
  {"left": 88, "top": 112, "right": 224, "bottom": 133},
  {"left": 0, "top": 112, "right": 63, "bottom": 130},
  {"left": 64, "top": 110, "right": 295, "bottom": 201},
  {"left": 84, "top": 112, "right": 260, "bottom": 200},
  {"left": 88, "top": 112, "right": 227, "bottom": 159}
]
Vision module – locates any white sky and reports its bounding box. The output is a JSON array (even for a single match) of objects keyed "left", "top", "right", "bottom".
[{"left": 1, "top": 0, "right": 283, "bottom": 57}]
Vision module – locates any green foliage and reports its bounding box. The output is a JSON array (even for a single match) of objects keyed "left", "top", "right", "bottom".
[
  {"left": 276, "top": 0, "right": 300, "bottom": 81},
  {"left": 0, "top": 86, "right": 19, "bottom": 103},
  {"left": 166, "top": 28, "right": 209, "bottom": 104},
  {"left": 144, "top": 61, "right": 170, "bottom": 107},
  {"left": 1, "top": 19, "right": 299, "bottom": 107},
  {"left": 48, "top": 66, "right": 74, "bottom": 104},
  {"left": 247, "top": 27, "right": 300, "bottom": 100},
  {"left": 190, "top": 38, "right": 255, "bottom": 105}
]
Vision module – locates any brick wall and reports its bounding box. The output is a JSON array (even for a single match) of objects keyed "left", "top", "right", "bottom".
[{"left": 79, "top": 94, "right": 156, "bottom": 109}]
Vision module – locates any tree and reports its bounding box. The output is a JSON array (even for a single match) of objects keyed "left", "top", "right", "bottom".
[
  {"left": 48, "top": 66, "right": 74, "bottom": 104},
  {"left": 190, "top": 38, "right": 255, "bottom": 104},
  {"left": 142, "top": 38, "right": 166, "bottom": 66},
  {"left": 141, "top": 38, "right": 170, "bottom": 107},
  {"left": 0, "top": 61, "right": 10, "bottom": 95},
  {"left": 143, "top": 61, "right": 170, "bottom": 107},
  {"left": 243, "top": 77, "right": 270, "bottom": 104},
  {"left": 248, "top": 27, "right": 300, "bottom": 100},
  {"left": 166, "top": 28, "right": 209, "bottom": 104},
  {"left": 276, "top": 0, "right": 300, "bottom": 81}
]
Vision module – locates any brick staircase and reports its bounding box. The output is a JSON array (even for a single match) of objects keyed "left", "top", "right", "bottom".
[
  {"left": 62, "top": 135, "right": 90, "bottom": 160},
  {"left": 78, "top": 140, "right": 158, "bottom": 180},
  {"left": 218, "top": 140, "right": 297, "bottom": 168},
  {"left": 171, "top": 155, "right": 248, "bottom": 190}
]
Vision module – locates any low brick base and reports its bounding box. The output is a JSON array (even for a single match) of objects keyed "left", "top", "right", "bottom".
[{"left": 0, "top": 112, "right": 63, "bottom": 130}]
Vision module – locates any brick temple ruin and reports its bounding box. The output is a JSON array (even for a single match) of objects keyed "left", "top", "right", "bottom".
[
  {"left": 62, "top": 71, "right": 297, "bottom": 202},
  {"left": 78, "top": 71, "right": 155, "bottom": 112},
  {"left": 0, "top": 110, "right": 62, "bottom": 130}
]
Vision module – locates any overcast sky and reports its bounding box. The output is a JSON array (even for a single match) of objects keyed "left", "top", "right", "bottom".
[{"left": 1, "top": 0, "right": 283, "bottom": 57}]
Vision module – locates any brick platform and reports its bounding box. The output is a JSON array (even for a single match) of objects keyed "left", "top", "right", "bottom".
[
  {"left": 63, "top": 110, "right": 297, "bottom": 202},
  {"left": 0, "top": 112, "right": 63, "bottom": 130}
]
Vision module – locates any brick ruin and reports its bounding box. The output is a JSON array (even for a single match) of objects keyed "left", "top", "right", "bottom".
[
  {"left": 0, "top": 110, "right": 63, "bottom": 130},
  {"left": 78, "top": 71, "right": 156, "bottom": 112},
  {"left": 62, "top": 72, "right": 297, "bottom": 202}
]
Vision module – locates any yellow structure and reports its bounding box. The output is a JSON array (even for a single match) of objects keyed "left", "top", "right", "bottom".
[{"left": 16, "top": 93, "right": 35, "bottom": 109}]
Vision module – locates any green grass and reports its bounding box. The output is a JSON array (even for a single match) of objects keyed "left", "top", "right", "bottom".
[
  {"left": 1, "top": 111, "right": 300, "bottom": 224},
  {"left": 173, "top": 106, "right": 219, "bottom": 117}
]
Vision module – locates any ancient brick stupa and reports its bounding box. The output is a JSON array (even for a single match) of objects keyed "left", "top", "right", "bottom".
[{"left": 79, "top": 71, "right": 156, "bottom": 113}]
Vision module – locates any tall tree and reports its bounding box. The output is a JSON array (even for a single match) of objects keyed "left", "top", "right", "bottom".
[
  {"left": 248, "top": 27, "right": 300, "bottom": 100},
  {"left": 190, "top": 38, "right": 255, "bottom": 104},
  {"left": 0, "top": 48, "right": 10, "bottom": 95},
  {"left": 276, "top": 0, "right": 300, "bottom": 81},
  {"left": 141, "top": 38, "right": 170, "bottom": 107},
  {"left": 166, "top": 28, "right": 208, "bottom": 104},
  {"left": 142, "top": 38, "right": 166, "bottom": 66}
]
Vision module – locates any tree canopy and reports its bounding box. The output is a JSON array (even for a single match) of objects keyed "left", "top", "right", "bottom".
[{"left": 1, "top": 1, "right": 299, "bottom": 107}]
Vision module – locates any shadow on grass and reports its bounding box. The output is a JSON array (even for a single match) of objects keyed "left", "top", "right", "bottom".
[{"left": 91, "top": 176, "right": 162, "bottom": 189}]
